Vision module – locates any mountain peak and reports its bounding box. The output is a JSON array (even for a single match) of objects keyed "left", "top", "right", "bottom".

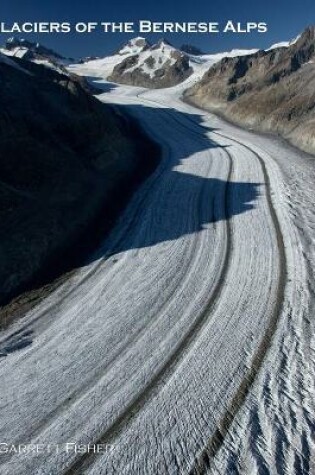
[
  {"left": 150, "top": 38, "right": 176, "bottom": 53},
  {"left": 294, "top": 25, "right": 315, "bottom": 48},
  {"left": 129, "top": 37, "right": 148, "bottom": 45},
  {"left": 155, "top": 38, "right": 173, "bottom": 48},
  {"left": 118, "top": 37, "right": 150, "bottom": 55}
]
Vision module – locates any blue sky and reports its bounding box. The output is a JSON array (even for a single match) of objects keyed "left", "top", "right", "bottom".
[{"left": 0, "top": 0, "right": 314, "bottom": 58}]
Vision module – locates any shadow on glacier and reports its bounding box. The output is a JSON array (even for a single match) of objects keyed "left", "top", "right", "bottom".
[
  {"left": 87, "top": 100, "right": 262, "bottom": 260},
  {"left": 1, "top": 98, "right": 262, "bottom": 306},
  {"left": 86, "top": 78, "right": 119, "bottom": 93}
]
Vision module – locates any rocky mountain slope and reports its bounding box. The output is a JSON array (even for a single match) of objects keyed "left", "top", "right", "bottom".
[
  {"left": 108, "top": 39, "right": 193, "bottom": 88},
  {"left": 0, "top": 54, "right": 158, "bottom": 306},
  {"left": 0, "top": 37, "right": 73, "bottom": 73},
  {"left": 184, "top": 26, "right": 315, "bottom": 154}
]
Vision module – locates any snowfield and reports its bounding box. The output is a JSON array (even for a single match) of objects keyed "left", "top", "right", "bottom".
[{"left": 0, "top": 69, "right": 314, "bottom": 475}]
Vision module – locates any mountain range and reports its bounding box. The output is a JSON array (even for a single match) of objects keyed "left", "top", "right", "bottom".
[{"left": 0, "top": 36, "right": 258, "bottom": 89}]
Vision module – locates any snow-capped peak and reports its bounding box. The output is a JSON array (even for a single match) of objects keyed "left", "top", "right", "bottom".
[
  {"left": 0, "top": 38, "right": 73, "bottom": 74},
  {"left": 155, "top": 38, "right": 173, "bottom": 47},
  {"left": 116, "top": 38, "right": 186, "bottom": 80},
  {"left": 150, "top": 38, "right": 176, "bottom": 52},
  {"left": 118, "top": 37, "right": 150, "bottom": 56},
  {"left": 129, "top": 37, "right": 147, "bottom": 46},
  {"left": 2, "top": 38, "right": 67, "bottom": 61}
]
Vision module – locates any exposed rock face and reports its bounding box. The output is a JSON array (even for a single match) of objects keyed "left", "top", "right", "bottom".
[
  {"left": 0, "top": 57, "right": 159, "bottom": 304},
  {"left": 184, "top": 26, "right": 315, "bottom": 155},
  {"left": 109, "top": 39, "right": 193, "bottom": 88}
]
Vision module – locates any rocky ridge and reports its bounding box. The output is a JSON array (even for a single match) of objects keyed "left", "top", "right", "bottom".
[{"left": 184, "top": 26, "right": 315, "bottom": 154}]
